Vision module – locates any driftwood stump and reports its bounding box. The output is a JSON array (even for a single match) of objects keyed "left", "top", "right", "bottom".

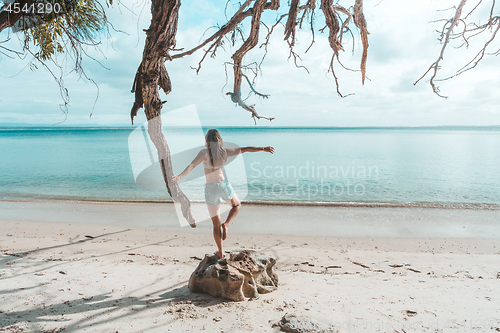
[{"left": 188, "top": 250, "right": 278, "bottom": 302}]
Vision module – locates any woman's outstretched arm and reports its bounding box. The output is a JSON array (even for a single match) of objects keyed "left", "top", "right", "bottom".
[
  {"left": 171, "top": 151, "right": 205, "bottom": 183},
  {"left": 226, "top": 146, "right": 275, "bottom": 157}
]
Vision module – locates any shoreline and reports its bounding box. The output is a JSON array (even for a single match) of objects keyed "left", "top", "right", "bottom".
[
  {"left": 2, "top": 196, "right": 500, "bottom": 210},
  {"left": 1, "top": 198, "right": 500, "bottom": 239}
]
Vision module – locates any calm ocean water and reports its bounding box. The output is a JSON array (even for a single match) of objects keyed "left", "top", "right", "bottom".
[{"left": 1, "top": 127, "right": 500, "bottom": 206}]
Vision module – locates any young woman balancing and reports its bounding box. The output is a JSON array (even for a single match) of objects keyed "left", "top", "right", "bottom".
[{"left": 171, "top": 129, "right": 275, "bottom": 259}]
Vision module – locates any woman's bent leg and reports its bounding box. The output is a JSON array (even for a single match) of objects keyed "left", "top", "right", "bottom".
[
  {"left": 208, "top": 204, "right": 224, "bottom": 258},
  {"left": 222, "top": 194, "right": 241, "bottom": 241}
]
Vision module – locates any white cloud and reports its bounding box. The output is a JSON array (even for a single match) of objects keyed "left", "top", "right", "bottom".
[{"left": 1, "top": 0, "right": 499, "bottom": 126}]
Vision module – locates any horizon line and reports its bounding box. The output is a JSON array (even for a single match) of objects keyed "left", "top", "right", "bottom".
[{"left": 1, "top": 124, "right": 500, "bottom": 130}]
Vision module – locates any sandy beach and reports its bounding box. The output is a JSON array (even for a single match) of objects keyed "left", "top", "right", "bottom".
[{"left": 1, "top": 200, "right": 500, "bottom": 332}]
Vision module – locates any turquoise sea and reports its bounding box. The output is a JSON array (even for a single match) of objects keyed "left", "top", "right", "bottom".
[{"left": 1, "top": 127, "right": 500, "bottom": 206}]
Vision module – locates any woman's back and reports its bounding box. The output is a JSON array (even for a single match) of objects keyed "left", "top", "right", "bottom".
[{"left": 201, "top": 148, "right": 227, "bottom": 183}]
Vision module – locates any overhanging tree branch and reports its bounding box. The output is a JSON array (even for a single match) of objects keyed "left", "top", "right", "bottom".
[
  {"left": 415, "top": 0, "right": 500, "bottom": 97},
  {"left": 414, "top": 0, "right": 468, "bottom": 98}
]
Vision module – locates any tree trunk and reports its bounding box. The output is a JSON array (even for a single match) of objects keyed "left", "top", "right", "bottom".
[
  {"left": 133, "top": 0, "right": 195, "bottom": 227},
  {"left": 148, "top": 116, "right": 195, "bottom": 227}
]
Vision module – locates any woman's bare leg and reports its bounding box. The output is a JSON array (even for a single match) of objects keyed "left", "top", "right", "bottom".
[
  {"left": 208, "top": 204, "right": 223, "bottom": 258},
  {"left": 221, "top": 194, "right": 241, "bottom": 241}
]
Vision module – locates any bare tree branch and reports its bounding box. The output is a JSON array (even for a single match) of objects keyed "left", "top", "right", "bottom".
[
  {"left": 353, "top": 0, "right": 369, "bottom": 85},
  {"left": 414, "top": 0, "right": 499, "bottom": 97},
  {"left": 414, "top": 0, "right": 468, "bottom": 98},
  {"left": 227, "top": 0, "right": 275, "bottom": 122}
]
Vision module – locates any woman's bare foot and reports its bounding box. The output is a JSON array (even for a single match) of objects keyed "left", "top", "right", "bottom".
[
  {"left": 214, "top": 250, "right": 223, "bottom": 259},
  {"left": 221, "top": 223, "right": 228, "bottom": 241}
]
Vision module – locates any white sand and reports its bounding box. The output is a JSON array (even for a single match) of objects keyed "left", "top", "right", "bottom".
[{"left": 1, "top": 201, "right": 500, "bottom": 332}]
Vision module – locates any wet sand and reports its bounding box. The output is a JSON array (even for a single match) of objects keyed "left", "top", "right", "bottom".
[{"left": 1, "top": 199, "right": 499, "bottom": 238}]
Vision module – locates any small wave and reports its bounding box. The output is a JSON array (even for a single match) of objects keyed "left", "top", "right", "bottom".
[
  {"left": 241, "top": 200, "right": 500, "bottom": 210},
  {"left": 2, "top": 195, "right": 499, "bottom": 210}
]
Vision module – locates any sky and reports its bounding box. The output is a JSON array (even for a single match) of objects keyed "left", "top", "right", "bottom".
[{"left": 0, "top": 0, "right": 499, "bottom": 127}]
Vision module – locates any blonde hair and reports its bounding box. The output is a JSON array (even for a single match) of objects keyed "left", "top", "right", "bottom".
[{"left": 205, "top": 129, "right": 227, "bottom": 170}]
